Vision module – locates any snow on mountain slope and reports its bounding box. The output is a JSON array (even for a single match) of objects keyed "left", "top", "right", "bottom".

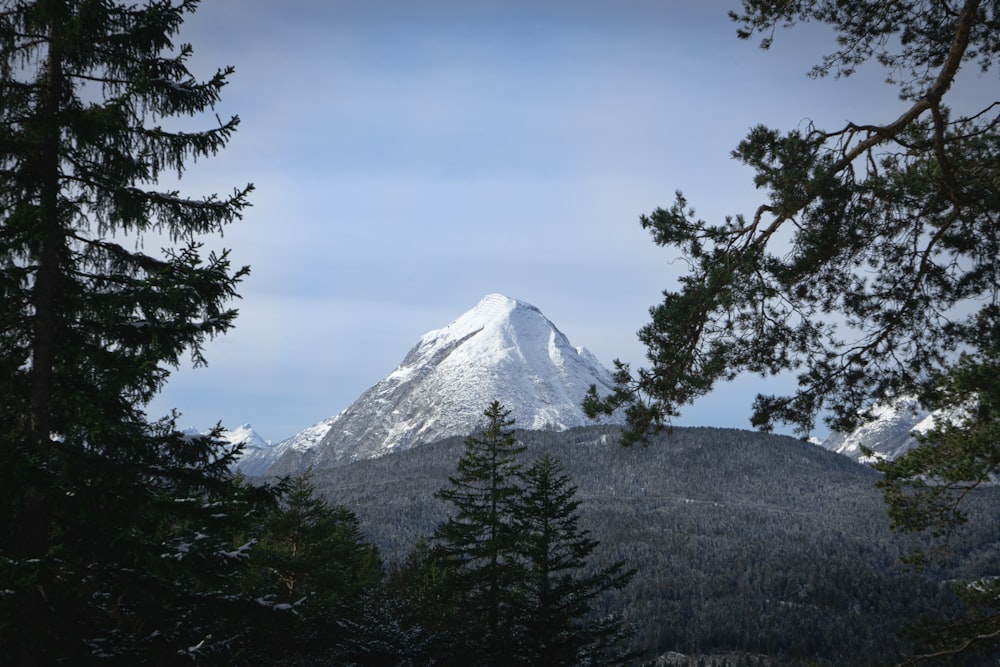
[
  {"left": 820, "top": 397, "right": 932, "bottom": 463},
  {"left": 820, "top": 397, "right": 998, "bottom": 489},
  {"left": 178, "top": 423, "right": 274, "bottom": 476},
  {"left": 223, "top": 423, "right": 270, "bottom": 451},
  {"left": 236, "top": 414, "right": 341, "bottom": 476},
  {"left": 266, "top": 294, "right": 622, "bottom": 475}
]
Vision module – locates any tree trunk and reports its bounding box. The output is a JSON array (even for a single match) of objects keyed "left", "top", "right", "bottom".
[{"left": 18, "top": 33, "right": 64, "bottom": 667}]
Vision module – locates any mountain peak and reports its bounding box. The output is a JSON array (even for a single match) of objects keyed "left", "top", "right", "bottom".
[
  {"left": 264, "top": 295, "right": 621, "bottom": 475},
  {"left": 455, "top": 292, "right": 529, "bottom": 323},
  {"left": 412, "top": 293, "right": 539, "bottom": 354}
]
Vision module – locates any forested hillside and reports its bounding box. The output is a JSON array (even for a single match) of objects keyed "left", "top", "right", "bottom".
[{"left": 306, "top": 426, "right": 1000, "bottom": 666}]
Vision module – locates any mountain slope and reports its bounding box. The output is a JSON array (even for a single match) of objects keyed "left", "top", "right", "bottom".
[
  {"left": 266, "top": 294, "right": 621, "bottom": 475},
  {"left": 820, "top": 396, "right": 930, "bottom": 463},
  {"left": 183, "top": 424, "right": 274, "bottom": 476},
  {"left": 233, "top": 418, "right": 335, "bottom": 476},
  {"left": 309, "top": 424, "right": 1000, "bottom": 665}
]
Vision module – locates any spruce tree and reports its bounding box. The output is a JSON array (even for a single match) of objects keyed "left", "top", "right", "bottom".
[
  {"left": 432, "top": 400, "right": 527, "bottom": 666},
  {"left": 425, "top": 404, "right": 639, "bottom": 666},
  {"left": 512, "top": 452, "right": 636, "bottom": 666},
  {"left": 0, "top": 1, "right": 263, "bottom": 664}
]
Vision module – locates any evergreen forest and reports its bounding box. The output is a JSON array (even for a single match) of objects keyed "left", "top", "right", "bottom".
[{"left": 306, "top": 424, "right": 1000, "bottom": 666}]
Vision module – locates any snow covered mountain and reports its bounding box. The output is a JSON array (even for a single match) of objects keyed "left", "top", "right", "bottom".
[
  {"left": 235, "top": 415, "right": 339, "bottom": 476},
  {"left": 221, "top": 425, "right": 271, "bottom": 476},
  {"left": 178, "top": 424, "right": 274, "bottom": 476},
  {"left": 265, "top": 294, "right": 623, "bottom": 475},
  {"left": 222, "top": 423, "right": 270, "bottom": 451},
  {"left": 819, "top": 397, "right": 935, "bottom": 463}
]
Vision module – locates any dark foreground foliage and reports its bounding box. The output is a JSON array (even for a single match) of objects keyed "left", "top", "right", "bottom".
[{"left": 0, "top": 1, "right": 270, "bottom": 663}]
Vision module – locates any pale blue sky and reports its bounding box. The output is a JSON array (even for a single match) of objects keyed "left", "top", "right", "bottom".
[{"left": 146, "top": 1, "right": 908, "bottom": 443}]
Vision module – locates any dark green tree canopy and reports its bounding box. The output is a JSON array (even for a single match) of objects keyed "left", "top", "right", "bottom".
[
  {"left": 584, "top": 1, "right": 1000, "bottom": 662},
  {"left": 585, "top": 0, "right": 1000, "bottom": 442},
  {"left": 431, "top": 400, "right": 527, "bottom": 665},
  {"left": 513, "top": 452, "right": 635, "bottom": 667},
  {"left": 238, "top": 472, "right": 384, "bottom": 667},
  {"left": 872, "top": 307, "right": 1000, "bottom": 662},
  {"left": 0, "top": 1, "right": 260, "bottom": 663}
]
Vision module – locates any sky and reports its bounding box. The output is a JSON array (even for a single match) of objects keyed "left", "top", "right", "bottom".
[{"left": 145, "top": 1, "right": 913, "bottom": 444}]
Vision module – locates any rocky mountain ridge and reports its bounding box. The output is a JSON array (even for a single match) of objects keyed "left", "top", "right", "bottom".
[{"left": 819, "top": 396, "right": 933, "bottom": 463}]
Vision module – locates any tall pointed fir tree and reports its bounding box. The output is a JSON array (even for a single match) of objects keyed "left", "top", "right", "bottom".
[
  {"left": 512, "top": 452, "right": 636, "bottom": 667},
  {"left": 431, "top": 400, "right": 527, "bottom": 666},
  {"left": 0, "top": 1, "right": 267, "bottom": 664}
]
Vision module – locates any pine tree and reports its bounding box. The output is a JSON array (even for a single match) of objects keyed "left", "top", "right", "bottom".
[
  {"left": 582, "top": 1, "right": 1000, "bottom": 661},
  {"left": 431, "top": 400, "right": 527, "bottom": 666},
  {"left": 512, "top": 452, "right": 636, "bottom": 666},
  {"left": 873, "top": 306, "right": 1000, "bottom": 661},
  {"left": 0, "top": 1, "right": 264, "bottom": 664},
  {"left": 584, "top": 0, "right": 1000, "bottom": 442}
]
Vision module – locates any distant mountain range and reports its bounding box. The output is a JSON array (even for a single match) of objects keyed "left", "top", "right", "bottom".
[
  {"left": 225, "top": 419, "right": 1000, "bottom": 664},
  {"left": 211, "top": 295, "right": 1000, "bottom": 663}
]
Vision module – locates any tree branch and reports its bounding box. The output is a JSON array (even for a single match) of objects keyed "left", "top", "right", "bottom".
[{"left": 830, "top": 0, "right": 980, "bottom": 174}]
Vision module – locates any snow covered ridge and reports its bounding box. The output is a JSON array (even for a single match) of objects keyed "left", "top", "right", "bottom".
[
  {"left": 260, "top": 294, "right": 623, "bottom": 476},
  {"left": 819, "top": 395, "right": 972, "bottom": 464},
  {"left": 235, "top": 414, "right": 341, "bottom": 477},
  {"left": 222, "top": 423, "right": 271, "bottom": 451},
  {"left": 186, "top": 418, "right": 341, "bottom": 477},
  {"left": 180, "top": 424, "right": 269, "bottom": 451},
  {"left": 178, "top": 424, "right": 274, "bottom": 475}
]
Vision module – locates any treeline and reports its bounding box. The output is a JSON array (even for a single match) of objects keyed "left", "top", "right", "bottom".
[{"left": 306, "top": 424, "right": 1000, "bottom": 666}]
